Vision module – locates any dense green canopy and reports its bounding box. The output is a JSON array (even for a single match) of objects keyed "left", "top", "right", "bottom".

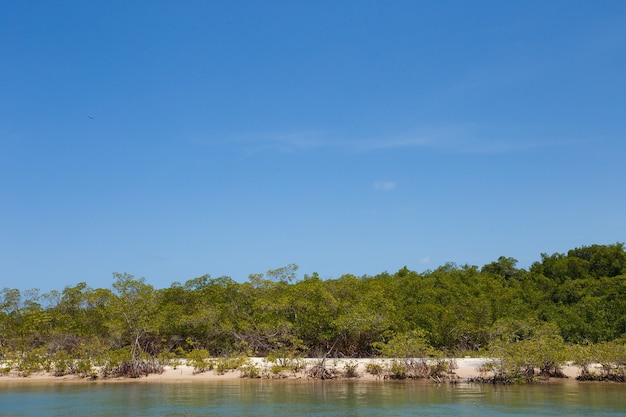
[{"left": 1, "top": 243, "right": 625, "bottom": 379}]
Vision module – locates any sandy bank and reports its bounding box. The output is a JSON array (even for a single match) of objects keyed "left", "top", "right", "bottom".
[{"left": 0, "top": 358, "right": 586, "bottom": 385}]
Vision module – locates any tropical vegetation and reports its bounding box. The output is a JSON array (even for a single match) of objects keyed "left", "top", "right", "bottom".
[{"left": 1, "top": 243, "right": 625, "bottom": 382}]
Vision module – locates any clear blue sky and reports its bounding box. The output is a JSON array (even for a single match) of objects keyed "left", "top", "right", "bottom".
[{"left": 2, "top": 1, "right": 625, "bottom": 292}]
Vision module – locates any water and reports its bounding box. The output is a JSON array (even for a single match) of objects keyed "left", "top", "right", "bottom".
[{"left": 1, "top": 380, "right": 625, "bottom": 416}]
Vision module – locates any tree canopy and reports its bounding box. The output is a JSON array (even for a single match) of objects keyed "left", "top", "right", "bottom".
[{"left": 1, "top": 243, "right": 625, "bottom": 379}]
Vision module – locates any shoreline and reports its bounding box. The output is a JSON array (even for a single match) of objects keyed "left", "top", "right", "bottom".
[{"left": 0, "top": 358, "right": 587, "bottom": 385}]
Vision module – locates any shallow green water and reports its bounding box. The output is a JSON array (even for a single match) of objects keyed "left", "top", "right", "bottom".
[{"left": 1, "top": 380, "right": 625, "bottom": 416}]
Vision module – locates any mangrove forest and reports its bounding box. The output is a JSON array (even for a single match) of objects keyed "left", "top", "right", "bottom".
[{"left": 1, "top": 243, "right": 626, "bottom": 382}]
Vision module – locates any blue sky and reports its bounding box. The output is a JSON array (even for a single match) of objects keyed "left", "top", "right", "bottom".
[{"left": 2, "top": 0, "right": 625, "bottom": 292}]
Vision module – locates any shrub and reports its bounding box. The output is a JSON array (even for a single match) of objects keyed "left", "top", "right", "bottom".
[
  {"left": 215, "top": 355, "right": 248, "bottom": 374},
  {"left": 266, "top": 345, "right": 306, "bottom": 374},
  {"left": 387, "top": 360, "right": 407, "bottom": 380},
  {"left": 365, "top": 361, "right": 384, "bottom": 377},
  {"left": 16, "top": 349, "right": 47, "bottom": 377},
  {"left": 100, "top": 348, "right": 132, "bottom": 377},
  {"left": 269, "top": 363, "right": 285, "bottom": 375},
  {"left": 51, "top": 351, "right": 72, "bottom": 377},
  {"left": 485, "top": 322, "right": 568, "bottom": 383},
  {"left": 187, "top": 349, "right": 212, "bottom": 374},
  {"left": 343, "top": 360, "right": 359, "bottom": 378},
  {"left": 239, "top": 362, "right": 261, "bottom": 378},
  {"left": 592, "top": 341, "right": 626, "bottom": 382}
]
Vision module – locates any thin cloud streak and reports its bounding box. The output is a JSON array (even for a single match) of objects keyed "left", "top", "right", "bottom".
[
  {"left": 218, "top": 126, "right": 594, "bottom": 156},
  {"left": 373, "top": 181, "right": 397, "bottom": 191},
  {"left": 357, "top": 137, "right": 433, "bottom": 151}
]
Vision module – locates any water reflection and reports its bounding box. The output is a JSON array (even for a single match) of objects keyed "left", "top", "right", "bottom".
[{"left": 1, "top": 380, "right": 625, "bottom": 416}]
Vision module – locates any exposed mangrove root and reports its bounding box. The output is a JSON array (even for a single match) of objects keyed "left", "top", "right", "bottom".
[
  {"left": 308, "top": 364, "right": 335, "bottom": 380},
  {"left": 109, "top": 359, "right": 164, "bottom": 378}
]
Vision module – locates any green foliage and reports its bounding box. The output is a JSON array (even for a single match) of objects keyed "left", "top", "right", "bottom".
[
  {"left": 265, "top": 334, "right": 307, "bottom": 374},
  {"left": 365, "top": 361, "right": 384, "bottom": 377},
  {"left": 100, "top": 347, "right": 133, "bottom": 377},
  {"left": 373, "top": 330, "right": 440, "bottom": 358},
  {"left": 51, "top": 350, "right": 73, "bottom": 376},
  {"left": 266, "top": 264, "right": 299, "bottom": 283},
  {"left": 568, "top": 341, "right": 626, "bottom": 381},
  {"left": 269, "top": 363, "right": 286, "bottom": 375},
  {"left": 569, "top": 343, "right": 594, "bottom": 378},
  {"left": 239, "top": 362, "right": 261, "bottom": 378},
  {"left": 187, "top": 349, "right": 212, "bottom": 374},
  {"left": 50, "top": 350, "right": 96, "bottom": 378},
  {"left": 343, "top": 360, "right": 359, "bottom": 378},
  {"left": 387, "top": 360, "right": 407, "bottom": 379},
  {"left": 1, "top": 245, "right": 626, "bottom": 382},
  {"left": 214, "top": 355, "right": 249, "bottom": 374},
  {"left": 110, "top": 273, "right": 159, "bottom": 359},
  {"left": 366, "top": 344, "right": 453, "bottom": 380},
  {"left": 16, "top": 348, "right": 48, "bottom": 377},
  {"left": 486, "top": 322, "right": 568, "bottom": 383},
  {"left": 0, "top": 362, "right": 11, "bottom": 375},
  {"left": 592, "top": 341, "right": 626, "bottom": 381}
]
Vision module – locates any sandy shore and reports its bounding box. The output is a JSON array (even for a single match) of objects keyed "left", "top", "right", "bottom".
[{"left": 0, "top": 358, "right": 584, "bottom": 384}]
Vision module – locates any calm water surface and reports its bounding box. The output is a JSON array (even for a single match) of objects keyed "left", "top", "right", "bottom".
[{"left": 1, "top": 380, "right": 625, "bottom": 416}]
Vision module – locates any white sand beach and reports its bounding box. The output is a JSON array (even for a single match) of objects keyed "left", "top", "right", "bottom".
[{"left": 0, "top": 358, "right": 584, "bottom": 384}]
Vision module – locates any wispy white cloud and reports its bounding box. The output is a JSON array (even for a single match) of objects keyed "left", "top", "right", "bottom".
[
  {"left": 355, "top": 125, "right": 590, "bottom": 155},
  {"left": 236, "top": 131, "right": 434, "bottom": 154},
  {"left": 373, "top": 180, "right": 397, "bottom": 191},
  {"left": 357, "top": 137, "right": 433, "bottom": 151},
  {"left": 265, "top": 131, "right": 329, "bottom": 152},
  {"left": 419, "top": 256, "right": 431, "bottom": 264},
  {"left": 236, "top": 130, "right": 330, "bottom": 154},
  {"left": 210, "top": 124, "right": 585, "bottom": 156}
]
